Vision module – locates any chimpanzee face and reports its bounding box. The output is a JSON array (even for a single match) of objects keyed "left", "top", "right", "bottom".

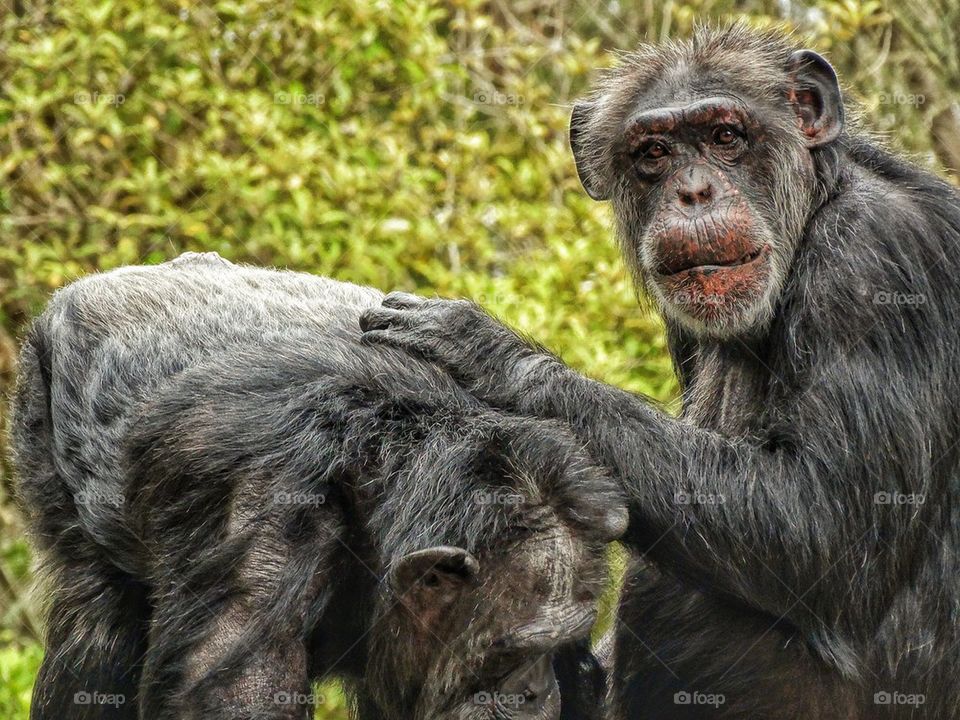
[
  {"left": 363, "top": 418, "right": 627, "bottom": 719},
  {"left": 570, "top": 32, "right": 844, "bottom": 337},
  {"left": 614, "top": 94, "right": 789, "bottom": 334},
  {"left": 378, "top": 523, "right": 613, "bottom": 720}
]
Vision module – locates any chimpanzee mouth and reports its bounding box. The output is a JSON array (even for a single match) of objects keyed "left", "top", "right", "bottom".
[{"left": 657, "top": 245, "right": 769, "bottom": 277}]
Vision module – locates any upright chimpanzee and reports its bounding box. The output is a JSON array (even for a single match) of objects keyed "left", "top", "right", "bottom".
[
  {"left": 360, "top": 24, "right": 960, "bottom": 719},
  {"left": 11, "top": 253, "right": 627, "bottom": 720}
]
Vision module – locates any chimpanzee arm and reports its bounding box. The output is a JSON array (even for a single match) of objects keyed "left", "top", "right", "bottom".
[
  {"left": 140, "top": 515, "right": 336, "bottom": 720},
  {"left": 359, "top": 289, "right": 939, "bottom": 661},
  {"left": 126, "top": 353, "right": 350, "bottom": 720}
]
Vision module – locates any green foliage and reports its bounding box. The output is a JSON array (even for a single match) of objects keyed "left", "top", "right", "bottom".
[
  {"left": 0, "top": 0, "right": 681, "bottom": 397},
  {"left": 0, "top": 636, "right": 42, "bottom": 719},
  {"left": 1, "top": 1, "right": 957, "bottom": 718}
]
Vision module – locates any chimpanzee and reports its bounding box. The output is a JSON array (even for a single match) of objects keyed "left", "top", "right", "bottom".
[
  {"left": 359, "top": 24, "right": 960, "bottom": 719},
  {"left": 11, "top": 252, "right": 628, "bottom": 720}
]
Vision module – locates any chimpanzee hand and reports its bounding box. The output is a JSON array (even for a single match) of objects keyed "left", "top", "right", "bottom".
[{"left": 360, "top": 292, "right": 555, "bottom": 408}]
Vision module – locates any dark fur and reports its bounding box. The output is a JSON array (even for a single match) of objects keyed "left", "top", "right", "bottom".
[
  {"left": 359, "top": 25, "right": 960, "bottom": 720},
  {"left": 10, "top": 253, "right": 627, "bottom": 720}
]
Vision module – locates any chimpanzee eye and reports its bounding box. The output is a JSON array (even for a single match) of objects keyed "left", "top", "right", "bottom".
[
  {"left": 712, "top": 125, "right": 740, "bottom": 145},
  {"left": 637, "top": 140, "right": 670, "bottom": 161}
]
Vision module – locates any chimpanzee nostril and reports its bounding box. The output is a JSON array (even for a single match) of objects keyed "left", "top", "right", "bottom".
[
  {"left": 677, "top": 165, "right": 715, "bottom": 206},
  {"left": 678, "top": 181, "right": 714, "bottom": 205}
]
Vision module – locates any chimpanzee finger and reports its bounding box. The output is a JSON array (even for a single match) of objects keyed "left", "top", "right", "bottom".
[
  {"left": 381, "top": 291, "right": 428, "bottom": 310},
  {"left": 360, "top": 328, "right": 424, "bottom": 355},
  {"left": 359, "top": 328, "right": 392, "bottom": 346},
  {"left": 359, "top": 307, "right": 412, "bottom": 333}
]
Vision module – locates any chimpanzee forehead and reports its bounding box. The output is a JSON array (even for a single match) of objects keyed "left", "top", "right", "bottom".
[
  {"left": 624, "top": 96, "right": 751, "bottom": 138},
  {"left": 616, "top": 57, "right": 788, "bottom": 129},
  {"left": 483, "top": 529, "right": 604, "bottom": 638}
]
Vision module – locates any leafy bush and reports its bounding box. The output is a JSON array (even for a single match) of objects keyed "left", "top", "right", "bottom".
[
  {"left": 0, "top": 636, "right": 42, "bottom": 719},
  {"left": 0, "top": 0, "right": 680, "bottom": 400}
]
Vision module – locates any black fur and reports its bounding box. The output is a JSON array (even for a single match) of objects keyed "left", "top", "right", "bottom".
[
  {"left": 360, "top": 25, "right": 960, "bottom": 720},
  {"left": 11, "top": 253, "right": 627, "bottom": 720}
]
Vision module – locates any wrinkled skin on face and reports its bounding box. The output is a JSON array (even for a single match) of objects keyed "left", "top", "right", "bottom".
[
  {"left": 571, "top": 43, "right": 843, "bottom": 337},
  {"left": 623, "top": 98, "right": 776, "bottom": 328},
  {"left": 365, "top": 516, "right": 615, "bottom": 720}
]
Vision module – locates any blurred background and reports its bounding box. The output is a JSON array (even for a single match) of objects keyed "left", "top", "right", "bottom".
[{"left": 1, "top": 0, "right": 958, "bottom": 716}]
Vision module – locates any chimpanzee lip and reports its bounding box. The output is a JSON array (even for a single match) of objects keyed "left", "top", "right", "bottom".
[{"left": 658, "top": 244, "right": 769, "bottom": 277}]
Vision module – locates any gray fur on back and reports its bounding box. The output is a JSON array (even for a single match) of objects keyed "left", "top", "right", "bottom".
[{"left": 11, "top": 251, "right": 382, "bottom": 573}]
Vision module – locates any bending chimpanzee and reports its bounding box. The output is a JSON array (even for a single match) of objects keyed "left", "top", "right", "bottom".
[
  {"left": 11, "top": 252, "right": 627, "bottom": 720},
  {"left": 360, "top": 24, "right": 960, "bottom": 719}
]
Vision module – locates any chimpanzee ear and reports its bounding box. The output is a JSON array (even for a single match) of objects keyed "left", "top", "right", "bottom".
[
  {"left": 786, "top": 50, "right": 844, "bottom": 148},
  {"left": 389, "top": 546, "right": 479, "bottom": 624},
  {"left": 570, "top": 101, "right": 610, "bottom": 201}
]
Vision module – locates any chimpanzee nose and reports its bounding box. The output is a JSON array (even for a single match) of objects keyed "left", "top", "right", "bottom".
[{"left": 677, "top": 166, "right": 714, "bottom": 206}]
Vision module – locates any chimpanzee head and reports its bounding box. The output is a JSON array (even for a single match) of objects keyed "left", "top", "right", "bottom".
[
  {"left": 570, "top": 24, "right": 844, "bottom": 337},
  {"left": 363, "top": 415, "right": 627, "bottom": 719}
]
